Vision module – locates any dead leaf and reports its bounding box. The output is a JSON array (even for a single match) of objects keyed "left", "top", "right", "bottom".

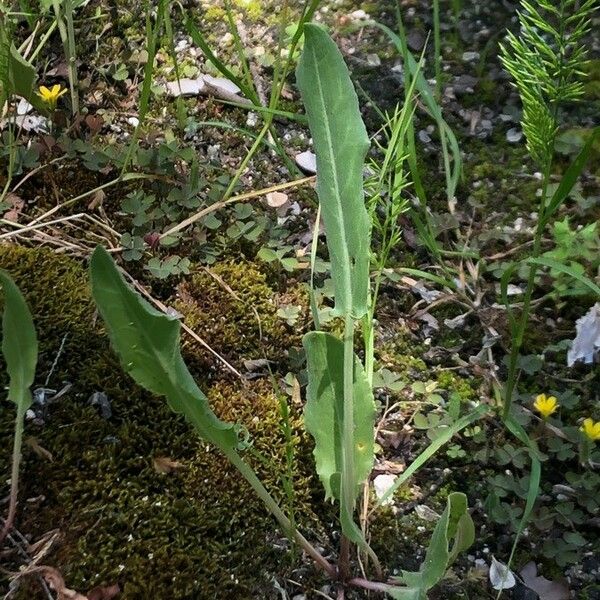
[
  {"left": 373, "top": 459, "right": 405, "bottom": 474},
  {"left": 16, "top": 566, "right": 89, "bottom": 600},
  {"left": 87, "top": 189, "right": 106, "bottom": 211},
  {"left": 414, "top": 504, "right": 441, "bottom": 521},
  {"left": 243, "top": 358, "right": 271, "bottom": 372},
  {"left": 3, "top": 192, "right": 25, "bottom": 222},
  {"left": 153, "top": 456, "right": 184, "bottom": 474},
  {"left": 291, "top": 376, "right": 302, "bottom": 407},
  {"left": 47, "top": 63, "right": 69, "bottom": 78},
  {"left": 520, "top": 562, "right": 570, "bottom": 600},
  {"left": 84, "top": 114, "right": 104, "bottom": 135},
  {"left": 203, "top": 74, "right": 240, "bottom": 96},
  {"left": 87, "top": 584, "right": 121, "bottom": 600},
  {"left": 25, "top": 437, "right": 54, "bottom": 462},
  {"left": 165, "top": 77, "right": 205, "bottom": 97},
  {"left": 489, "top": 556, "right": 515, "bottom": 590}
]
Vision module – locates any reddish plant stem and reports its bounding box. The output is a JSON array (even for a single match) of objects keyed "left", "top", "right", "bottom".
[{"left": 349, "top": 577, "right": 394, "bottom": 593}]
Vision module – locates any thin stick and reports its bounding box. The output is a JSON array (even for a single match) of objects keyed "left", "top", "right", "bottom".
[
  {"left": 201, "top": 266, "right": 263, "bottom": 341},
  {"left": 26, "top": 173, "right": 159, "bottom": 227},
  {"left": 0, "top": 213, "right": 86, "bottom": 239},
  {"left": 10, "top": 156, "right": 67, "bottom": 194},
  {"left": 160, "top": 175, "right": 315, "bottom": 239},
  {"left": 348, "top": 577, "right": 393, "bottom": 593},
  {"left": 122, "top": 271, "right": 245, "bottom": 381}
]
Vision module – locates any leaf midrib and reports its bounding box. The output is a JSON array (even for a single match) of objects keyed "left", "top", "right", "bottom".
[{"left": 308, "top": 41, "right": 354, "bottom": 311}]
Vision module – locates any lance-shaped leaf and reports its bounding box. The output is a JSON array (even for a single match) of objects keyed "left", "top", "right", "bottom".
[
  {"left": 0, "top": 38, "right": 45, "bottom": 112},
  {"left": 90, "top": 246, "right": 238, "bottom": 451},
  {"left": 386, "top": 492, "right": 475, "bottom": 599},
  {"left": 0, "top": 270, "right": 37, "bottom": 410},
  {"left": 296, "top": 24, "right": 371, "bottom": 318},
  {"left": 303, "top": 331, "right": 375, "bottom": 501}
]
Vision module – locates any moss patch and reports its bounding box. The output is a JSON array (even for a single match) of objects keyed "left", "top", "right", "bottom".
[
  {"left": 0, "top": 245, "right": 320, "bottom": 599},
  {"left": 173, "top": 260, "right": 300, "bottom": 372}
]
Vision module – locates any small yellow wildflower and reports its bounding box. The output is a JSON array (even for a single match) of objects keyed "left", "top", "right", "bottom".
[
  {"left": 533, "top": 394, "right": 558, "bottom": 418},
  {"left": 580, "top": 418, "right": 600, "bottom": 442},
  {"left": 37, "top": 84, "right": 67, "bottom": 110}
]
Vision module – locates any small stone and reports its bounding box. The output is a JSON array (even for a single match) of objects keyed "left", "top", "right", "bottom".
[
  {"left": 373, "top": 474, "right": 397, "bottom": 505},
  {"left": 295, "top": 150, "right": 317, "bottom": 174},
  {"left": 366, "top": 53, "right": 381, "bottom": 67},
  {"left": 175, "top": 39, "right": 189, "bottom": 52},
  {"left": 127, "top": 116, "right": 139, "bottom": 127},
  {"left": 507, "top": 127, "right": 523, "bottom": 143},
  {"left": 462, "top": 51, "right": 480, "bottom": 62},
  {"left": 480, "top": 119, "right": 493, "bottom": 131},
  {"left": 582, "top": 555, "right": 600, "bottom": 574},
  {"left": 350, "top": 9, "right": 368, "bottom": 20},
  {"left": 88, "top": 391, "right": 112, "bottom": 420},
  {"left": 454, "top": 74, "right": 478, "bottom": 94},
  {"left": 418, "top": 129, "right": 432, "bottom": 143},
  {"left": 407, "top": 29, "right": 425, "bottom": 51},
  {"left": 220, "top": 32, "right": 234, "bottom": 46},
  {"left": 207, "top": 144, "right": 220, "bottom": 161},
  {"left": 265, "top": 191, "right": 288, "bottom": 209},
  {"left": 246, "top": 112, "right": 258, "bottom": 128}
]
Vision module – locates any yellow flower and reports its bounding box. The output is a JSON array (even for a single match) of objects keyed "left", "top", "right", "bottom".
[
  {"left": 580, "top": 418, "right": 600, "bottom": 442},
  {"left": 37, "top": 84, "right": 67, "bottom": 110},
  {"left": 533, "top": 394, "right": 558, "bottom": 418}
]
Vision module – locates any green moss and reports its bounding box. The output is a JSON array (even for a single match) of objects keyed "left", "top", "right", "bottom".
[
  {"left": 375, "top": 338, "right": 428, "bottom": 381},
  {"left": 204, "top": 5, "right": 226, "bottom": 20},
  {"left": 0, "top": 245, "right": 320, "bottom": 599},
  {"left": 173, "top": 260, "right": 299, "bottom": 371},
  {"left": 232, "top": 0, "right": 263, "bottom": 20},
  {"left": 370, "top": 506, "right": 431, "bottom": 575},
  {"left": 435, "top": 371, "right": 477, "bottom": 401}
]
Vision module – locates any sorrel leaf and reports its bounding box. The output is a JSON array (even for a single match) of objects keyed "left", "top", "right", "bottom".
[
  {"left": 303, "top": 331, "right": 375, "bottom": 501},
  {"left": 90, "top": 246, "right": 238, "bottom": 450},
  {"left": 296, "top": 23, "right": 371, "bottom": 318}
]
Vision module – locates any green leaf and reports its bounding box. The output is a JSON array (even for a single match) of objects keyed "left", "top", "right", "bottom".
[
  {"left": 385, "top": 588, "right": 422, "bottom": 600},
  {"left": 303, "top": 331, "right": 375, "bottom": 501},
  {"left": 501, "top": 416, "right": 542, "bottom": 585},
  {"left": 3, "top": 44, "right": 45, "bottom": 112},
  {"left": 89, "top": 246, "right": 238, "bottom": 450},
  {"left": 0, "top": 271, "right": 37, "bottom": 410},
  {"left": 528, "top": 256, "right": 600, "bottom": 297},
  {"left": 296, "top": 24, "right": 371, "bottom": 318},
  {"left": 544, "top": 127, "right": 600, "bottom": 224},
  {"left": 387, "top": 492, "right": 474, "bottom": 598}
]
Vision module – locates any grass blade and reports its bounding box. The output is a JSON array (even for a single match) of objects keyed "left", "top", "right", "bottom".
[{"left": 376, "top": 405, "right": 488, "bottom": 507}]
